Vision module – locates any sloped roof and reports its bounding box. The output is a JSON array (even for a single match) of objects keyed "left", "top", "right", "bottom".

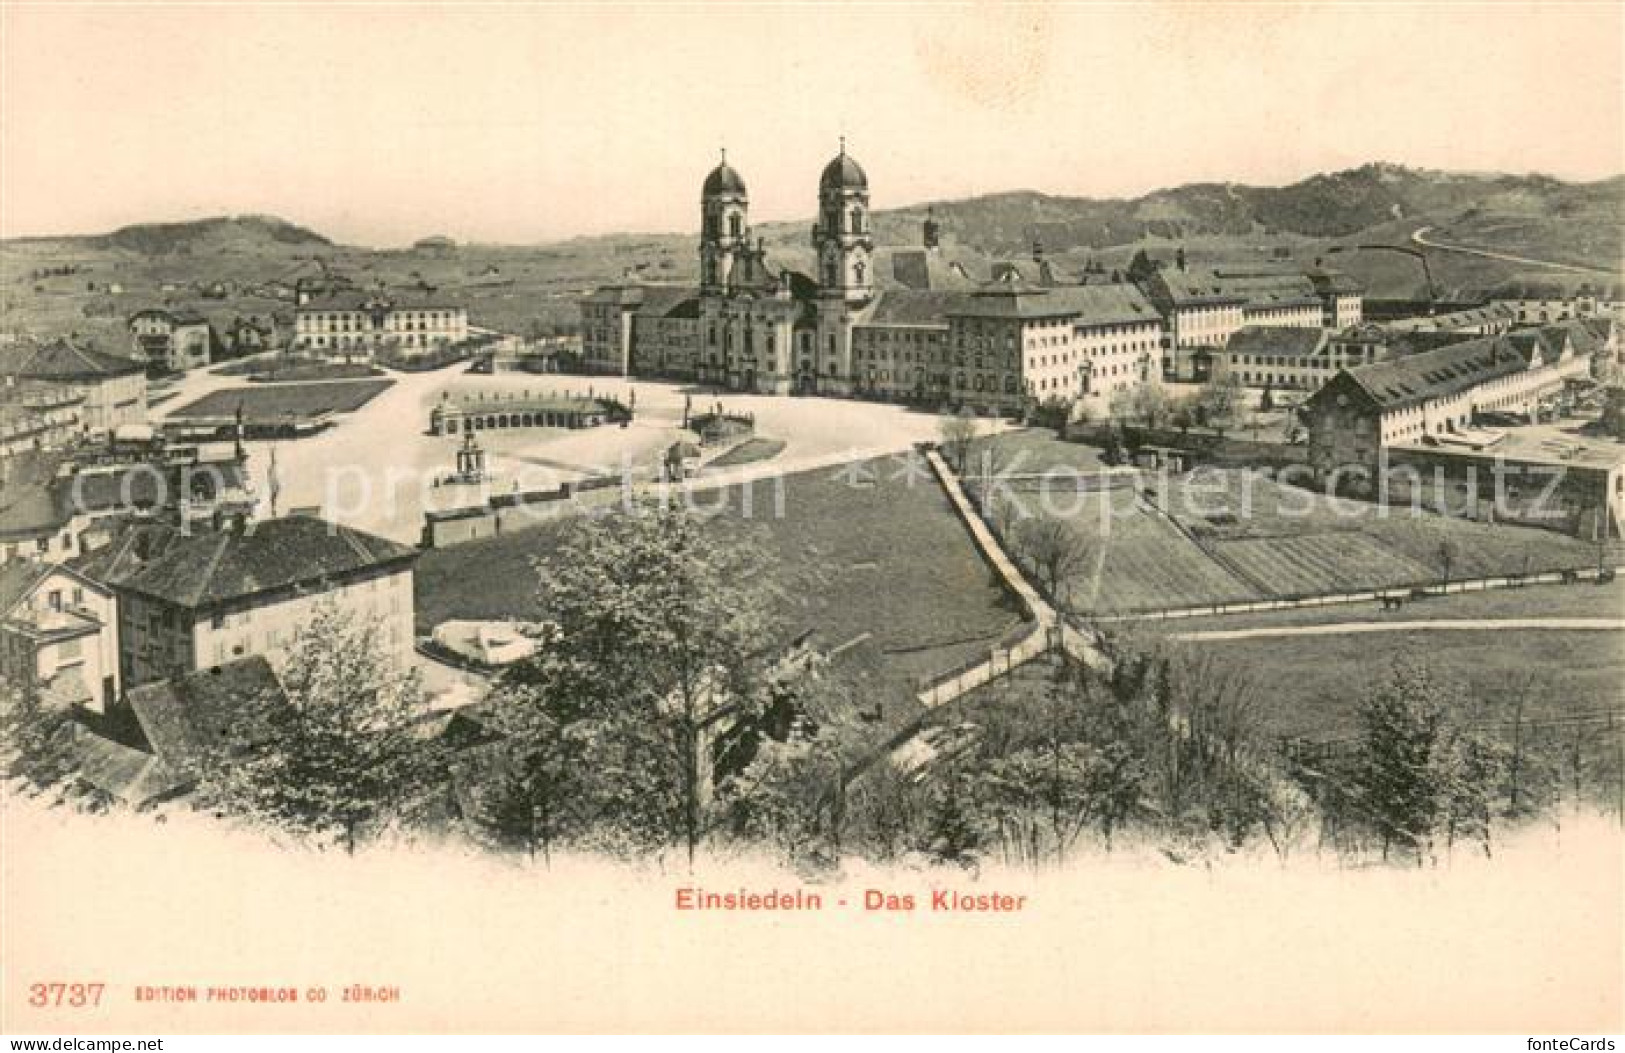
[
  {"left": 7, "top": 338, "right": 145, "bottom": 380},
  {"left": 63, "top": 722, "right": 186, "bottom": 807},
  {"left": 882, "top": 249, "right": 978, "bottom": 292},
  {"left": 1540, "top": 319, "right": 1601, "bottom": 359},
  {"left": 1581, "top": 316, "right": 1617, "bottom": 341},
  {"left": 631, "top": 285, "right": 702, "bottom": 320},
  {"left": 858, "top": 289, "right": 963, "bottom": 327},
  {"left": 1063, "top": 284, "right": 1161, "bottom": 327},
  {"left": 0, "top": 450, "right": 72, "bottom": 538},
  {"left": 98, "top": 516, "right": 418, "bottom": 609},
  {"left": 1149, "top": 264, "right": 1324, "bottom": 310},
  {"left": 299, "top": 291, "right": 463, "bottom": 312},
  {"left": 1224, "top": 326, "right": 1329, "bottom": 360},
  {"left": 1383, "top": 303, "right": 1516, "bottom": 333},
  {"left": 0, "top": 559, "right": 52, "bottom": 619},
  {"left": 126, "top": 656, "right": 288, "bottom": 777},
  {"left": 72, "top": 521, "right": 182, "bottom": 585},
  {"left": 949, "top": 280, "right": 1161, "bottom": 322},
  {"left": 1341, "top": 334, "right": 1525, "bottom": 411}
]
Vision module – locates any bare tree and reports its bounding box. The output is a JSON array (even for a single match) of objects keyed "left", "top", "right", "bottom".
[
  {"left": 1014, "top": 517, "right": 1093, "bottom": 606},
  {"left": 1437, "top": 538, "right": 1459, "bottom": 586},
  {"left": 938, "top": 410, "right": 980, "bottom": 473}
]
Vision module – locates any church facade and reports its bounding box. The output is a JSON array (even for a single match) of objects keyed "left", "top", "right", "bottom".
[
  {"left": 585, "top": 150, "right": 1372, "bottom": 419},
  {"left": 581, "top": 147, "right": 1166, "bottom": 417}
]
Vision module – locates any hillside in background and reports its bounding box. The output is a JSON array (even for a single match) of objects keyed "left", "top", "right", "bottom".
[
  {"left": 90, "top": 215, "right": 334, "bottom": 255},
  {"left": 844, "top": 163, "right": 1621, "bottom": 267},
  {"left": 1, "top": 164, "right": 1618, "bottom": 346}
]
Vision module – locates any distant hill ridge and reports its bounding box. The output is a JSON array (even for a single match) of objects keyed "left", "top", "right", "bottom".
[
  {"left": 7, "top": 164, "right": 1619, "bottom": 271},
  {"left": 843, "top": 163, "right": 1623, "bottom": 258},
  {"left": 86, "top": 215, "right": 333, "bottom": 255}
]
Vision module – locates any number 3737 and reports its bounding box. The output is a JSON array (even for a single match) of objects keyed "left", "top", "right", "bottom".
[{"left": 28, "top": 982, "right": 105, "bottom": 1007}]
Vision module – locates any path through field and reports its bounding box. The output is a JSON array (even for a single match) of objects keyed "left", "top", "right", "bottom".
[
  {"left": 1169, "top": 617, "right": 1625, "bottom": 642},
  {"left": 1411, "top": 225, "right": 1617, "bottom": 275}
]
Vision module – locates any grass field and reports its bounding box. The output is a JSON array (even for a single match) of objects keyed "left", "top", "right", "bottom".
[
  {"left": 214, "top": 355, "right": 382, "bottom": 383},
  {"left": 1046, "top": 492, "right": 1256, "bottom": 613},
  {"left": 1164, "top": 629, "right": 1625, "bottom": 740},
  {"left": 946, "top": 627, "right": 1623, "bottom": 747},
  {"left": 705, "top": 437, "right": 786, "bottom": 469},
  {"left": 416, "top": 456, "right": 1025, "bottom": 727},
  {"left": 168, "top": 379, "right": 395, "bottom": 419},
  {"left": 1078, "top": 469, "right": 1612, "bottom": 608},
  {"left": 965, "top": 427, "right": 1109, "bottom": 475},
  {"left": 1205, "top": 531, "right": 1434, "bottom": 595},
  {"left": 1009, "top": 465, "right": 1613, "bottom": 614}
]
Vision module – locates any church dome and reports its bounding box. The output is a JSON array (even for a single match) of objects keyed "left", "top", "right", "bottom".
[
  {"left": 703, "top": 159, "right": 747, "bottom": 197},
  {"left": 820, "top": 149, "right": 867, "bottom": 192}
]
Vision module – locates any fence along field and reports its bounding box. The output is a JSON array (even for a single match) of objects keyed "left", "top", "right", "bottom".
[{"left": 1015, "top": 467, "right": 1610, "bottom": 615}]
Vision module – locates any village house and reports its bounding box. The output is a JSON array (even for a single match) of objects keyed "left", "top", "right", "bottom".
[
  {"left": 0, "top": 381, "right": 84, "bottom": 460},
  {"left": 81, "top": 515, "right": 418, "bottom": 688},
  {"left": 1381, "top": 303, "right": 1517, "bottom": 337},
  {"left": 294, "top": 291, "right": 469, "bottom": 358},
  {"left": 0, "top": 559, "right": 120, "bottom": 711},
  {"left": 63, "top": 656, "right": 289, "bottom": 808},
  {"left": 1140, "top": 262, "right": 1360, "bottom": 381},
  {"left": 1303, "top": 328, "right": 1598, "bottom": 493},
  {"left": 127, "top": 308, "right": 214, "bottom": 372},
  {"left": 0, "top": 337, "right": 147, "bottom": 434},
  {"left": 0, "top": 441, "right": 254, "bottom": 568}
]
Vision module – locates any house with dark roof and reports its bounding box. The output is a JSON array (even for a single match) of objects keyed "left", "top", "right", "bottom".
[
  {"left": 0, "top": 559, "right": 119, "bottom": 711},
  {"left": 0, "top": 439, "right": 255, "bottom": 569},
  {"left": 0, "top": 450, "right": 88, "bottom": 564},
  {"left": 86, "top": 515, "right": 418, "bottom": 688},
  {"left": 1140, "top": 262, "right": 1360, "bottom": 380},
  {"left": 292, "top": 290, "right": 468, "bottom": 359},
  {"left": 1211, "top": 326, "right": 1334, "bottom": 391},
  {"left": 1382, "top": 303, "right": 1517, "bottom": 337},
  {"left": 128, "top": 308, "right": 214, "bottom": 372},
  {"left": 1, "top": 337, "right": 147, "bottom": 433},
  {"left": 1485, "top": 279, "right": 1623, "bottom": 326},
  {"left": 54, "top": 655, "right": 288, "bottom": 808},
  {"left": 124, "top": 656, "right": 288, "bottom": 780},
  {"left": 1303, "top": 332, "right": 1592, "bottom": 487}
]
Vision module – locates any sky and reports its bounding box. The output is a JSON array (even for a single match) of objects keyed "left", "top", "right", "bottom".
[{"left": 1, "top": 1, "right": 1621, "bottom": 247}]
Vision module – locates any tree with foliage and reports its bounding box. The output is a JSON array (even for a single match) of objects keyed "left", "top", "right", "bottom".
[
  {"left": 1100, "top": 422, "right": 1126, "bottom": 466},
  {"left": 916, "top": 765, "right": 987, "bottom": 868},
  {"left": 0, "top": 683, "right": 84, "bottom": 803},
  {"left": 1110, "top": 381, "right": 1171, "bottom": 429},
  {"left": 1126, "top": 250, "right": 1160, "bottom": 285},
  {"left": 973, "top": 662, "right": 1143, "bottom": 863},
  {"left": 474, "top": 681, "right": 582, "bottom": 864},
  {"left": 499, "top": 497, "right": 779, "bottom": 864},
  {"left": 194, "top": 603, "right": 442, "bottom": 853},
  {"left": 937, "top": 409, "right": 980, "bottom": 473},
  {"left": 1259, "top": 380, "right": 1275, "bottom": 413},
  {"left": 1352, "top": 657, "right": 1459, "bottom": 862},
  {"left": 1196, "top": 374, "right": 1246, "bottom": 432}
]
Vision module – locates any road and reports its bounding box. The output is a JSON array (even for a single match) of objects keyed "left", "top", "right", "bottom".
[
  {"left": 149, "top": 359, "right": 964, "bottom": 542},
  {"left": 1169, "top": 617, "right": 1625, "bottom": 642},
  {"left": 1410, "top": 225, "right": 1616, "bottom": 276}
]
